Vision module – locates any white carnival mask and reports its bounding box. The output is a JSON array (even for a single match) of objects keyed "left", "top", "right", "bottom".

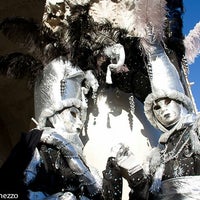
[
  {"left": 48, "top": 107, "right": 83, "bottom": 133},
  {"left": 153, "top": 98, "right": 182, "bottom": 128}
]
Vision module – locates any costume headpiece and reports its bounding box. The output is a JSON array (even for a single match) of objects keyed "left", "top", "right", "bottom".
[
  {"left": 184, "top": 21, "right": 200, "bottom": 65},
  {"left": 34, "top": 56, "right": 87, "bottom": 129},
  {"left": 143, "top": 40, "right": 193, "bottom": 130},
  {"left": 133, "top": 0, "right": 194, "bottom": 130}
]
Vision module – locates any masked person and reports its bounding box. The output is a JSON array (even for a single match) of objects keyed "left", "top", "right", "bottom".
[
  {"left": 102, "top": 26, "right": 200, "bottom": 199},
  {"left": 0, "top": 56, "right": 102, "bottom": 200}
]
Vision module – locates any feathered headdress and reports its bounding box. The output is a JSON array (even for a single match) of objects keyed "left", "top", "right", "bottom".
[
  {"left": 134, "top": 0, "right": 167, "bottom": 41},
  {"left": 89, "top": 0, "right": 136, "bottom": 35},
  {"left": 137, "top": 0, "right": 194, "bottom": 130},
  {"left": 0, "top": 0, "right": 169, "bottom": 105},
  {"left": 184, "top": 21, "right": 200, "bottom": 64}
]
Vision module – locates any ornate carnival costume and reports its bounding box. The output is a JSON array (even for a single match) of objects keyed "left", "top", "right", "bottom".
[
  {"left": 103, "top": 6, "right": 200, "bottom": 200},
  {"left": 0, "top": 0, "right": 199, "bottom": 199},
  {"left": 142, "top": 32, "right": 200, "bottom": 200},
  {"left": 0, "top": 55, "right": 102, "bottom": 199}
]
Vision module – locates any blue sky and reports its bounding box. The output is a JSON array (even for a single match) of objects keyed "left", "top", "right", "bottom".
[{"left": 183, "top": 0, "right": 200, "bottom": 111}]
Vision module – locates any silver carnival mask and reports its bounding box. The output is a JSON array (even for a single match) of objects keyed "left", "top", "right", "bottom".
[
  {"left": 153, "top": 98, "right": 182, "bottom": 128},
  {"left": 48, "top": 107, "right": 83, "bottom": 133}
]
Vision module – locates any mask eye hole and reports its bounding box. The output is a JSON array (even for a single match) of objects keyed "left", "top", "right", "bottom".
[
  {"left": 165, "top": 98, "right": 171, "bottom": 105},
  {"left": 153, "top": 105, "right": 160, "bottom": 110},
  {"left": 70, "top": 111, "right": 77, "bottom": 118}
]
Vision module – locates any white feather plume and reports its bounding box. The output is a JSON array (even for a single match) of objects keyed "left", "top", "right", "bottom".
[
  {"left": 133, "top": 0, "right": 167, "bottom": 41},
  {"left": 89, "top": 0, "right": 136, "bottom": 34},
  {"left": 184, "top": 21, "right": 200, "bottom": 64},
  {"left": 66, "top": 0, "right": 90, "bottom": 6}
]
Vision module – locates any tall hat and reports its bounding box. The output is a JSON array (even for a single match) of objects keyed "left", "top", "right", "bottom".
[
  {"left": 143, "top": 39, "right": 193, "bottom": 130},
  {"left": 124, "top": 0, "right": 193, "bottom": 130},
  {"left": 34, "top": 56, "right": 87, "bottom": 129}
]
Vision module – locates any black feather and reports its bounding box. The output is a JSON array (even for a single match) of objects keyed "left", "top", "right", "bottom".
[
  {"left": 0, "top": 53, "right": 43, "bottom": 88},
  {"left": 0, "top": 17, "right": 69, "bottom": 64},
  {"left": 0, "top": 17, "right": 41, "bottom": 49}
]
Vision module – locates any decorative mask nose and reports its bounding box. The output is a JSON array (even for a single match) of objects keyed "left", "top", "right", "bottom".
[{"left": 76, "top": 120, "right": 83, "bottom": 130}]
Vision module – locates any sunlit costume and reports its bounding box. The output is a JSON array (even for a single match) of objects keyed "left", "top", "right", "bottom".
[
  {"left": 0, "top": 1, "right": 160, "bottom": 199},
  {"left": 0, "top": 56, "right": 102, "bottom": 199},
  {"left": 0, "top": 0, "right": 199, "bottom": 199},
  {"left": 103, "top": 3, "right": 200, "bottom": 200}
]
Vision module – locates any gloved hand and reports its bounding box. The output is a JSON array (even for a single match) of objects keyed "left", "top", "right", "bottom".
[
  {"left": 44, "top": 192, "right": 77, "bottom": 200},
  {"left": 110, "top": 143, "right": 142, "bottom": 176}
]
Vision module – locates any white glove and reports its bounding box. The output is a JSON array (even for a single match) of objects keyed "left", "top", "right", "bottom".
[
  {"left": 44, "top": 192, "right": 77, "bottom": 200},
  {"left": 110, "top": 143, "right": 142, "bottom": 175}
]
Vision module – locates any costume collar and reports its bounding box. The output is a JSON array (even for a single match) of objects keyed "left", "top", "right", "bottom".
[{"left": 159, "top": 114, "right": 197, "bottom": 144}]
